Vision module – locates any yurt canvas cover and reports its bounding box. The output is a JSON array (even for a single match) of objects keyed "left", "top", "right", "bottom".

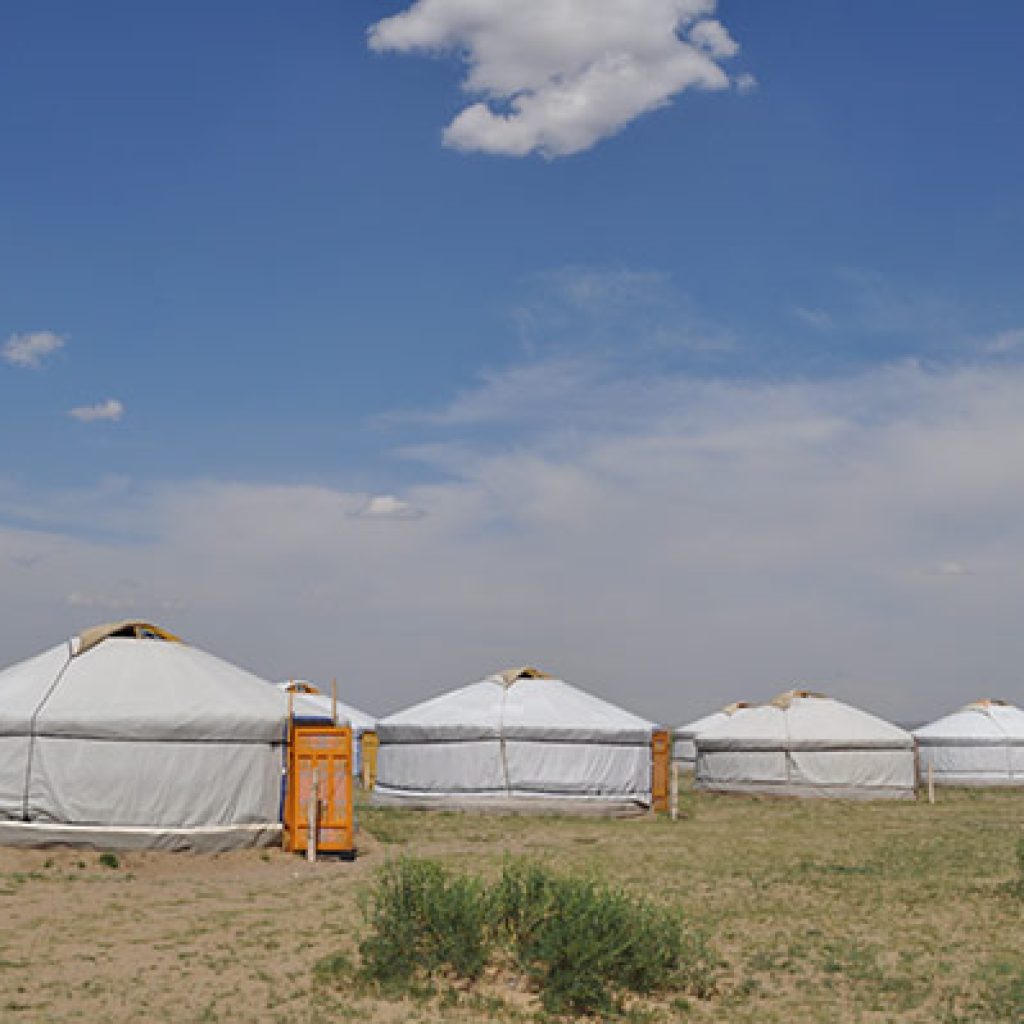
[
  {"left": 0, "top": 622, "right": 324, "bottom": 851},
  {"left": 914, "top": 700, "right": 1024, "bottom": 786},
  {"left": 373, "top": 668, "right": 658, "bottom": 814},
  {"left": 694, "top": 690, "right": 916, "bottom": 800},
  {"left": 673, "top": 703, "right": 750, "bottom": 765}
]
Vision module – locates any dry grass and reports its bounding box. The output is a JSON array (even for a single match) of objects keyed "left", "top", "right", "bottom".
[{"left": 1, "top": 787, "right": 1022, "bottom": 1021}]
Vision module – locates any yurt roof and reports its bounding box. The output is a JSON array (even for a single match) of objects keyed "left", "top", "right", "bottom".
[
  {"left": 378, "top": 668, "right": 656, "bottom": 743},
  {"left": 696, "top": 690, "right": 913, "bottom": 751},
  {"left": 276, "top": 681, "right": 374, "bottom": 731},
  {"left": 0, "top": 624, "right": 298, "bottom": 742},
  {"left": 914, "top": 700, "right": 1024, "bottom": 744},
  {"left": 74, "top": 620, "right": 183, "bottom": 656},
  {"left": 674, "top": 702, "right": 751, "bottom": 740}
]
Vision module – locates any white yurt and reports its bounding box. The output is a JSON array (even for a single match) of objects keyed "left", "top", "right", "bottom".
[
  {"left": 0, "top": 621, "right": 333, "bottom": 851},
  {"left": 373, "top": 668, "right": 660, "bottom": 814},
  {"left": 673, "top": 703, "right": 750, "bottom": 767},
  {"left": 694, "top": 690, "right": 917, "bottom": 800},
  {"left": 276, "top": 681, "right": 376, "bottom": 776},
  {"left": 914, "top": 700, "right": 1024, "bottom": 786}
]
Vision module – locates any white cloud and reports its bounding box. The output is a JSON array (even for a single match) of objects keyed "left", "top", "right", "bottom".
[
  {"left": 68, "top": 398, "right": 124, "bottom": 423},
  {"left": 837, "top": 268, "right": 960, "bottom": 338},
  {"left": 982, "top": 328, "right": 1024, "bottom": 355},
  {"left": 5, "top": 360, "right": 1024, "bottom": 724},
  {"left": 734, "top": 71, "right": 758, "bottom": 94},
  {"left": 368, "top": 0, "right": 746, "bottom": 157},
  {"left": 794, "top": 306, "right": 834, "bottom": 330},
  {"left": 352, "top": 494, "right": 426, "bottom": 520},
  {"left": 551, "top": 266, "right": 671, "bottom": 313},
  {"left": 3, "top": 330, "right": 65, "bottom": 369},
  {"left": 931, "top": 562, "right": 974, "bottom": 577},
  {"left": 504, "top": 265, "right": 738, "bottom": 362},
  {"left": 688, "top": 18, "right": 738, "bottom": 58}
]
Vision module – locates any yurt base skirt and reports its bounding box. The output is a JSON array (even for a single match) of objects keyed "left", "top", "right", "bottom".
[
  {"left": 0, "top": 820, "right": 282, "bottom": 852},
  {"left": 371, "top": 789, "right": 651, "bottom": 817},
  {"left": 694, "top": 781, "right": 915, "bottom": 800},
  {"left": 922, "top": 774, "right": 1024, "bottom": 787}
]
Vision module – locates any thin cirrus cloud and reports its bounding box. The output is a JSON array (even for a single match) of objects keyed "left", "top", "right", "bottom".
[
  {"left": 981, "top": 328, "right": 1024, "bottom": 355},
  {"left": 68, "top": 398, "right": 124, "bottom": 423},
  {"left": 511, "top": 266, "right": 738, "bottom": 359},
  {"left": 368, "top": 0, "right": 748, "bottom": 157},
  {"left": 2, "top": 330, "right": 66, "bottom": 369},
  {"left": 794, "top": 306, "right": 835, "bottom": 331}
]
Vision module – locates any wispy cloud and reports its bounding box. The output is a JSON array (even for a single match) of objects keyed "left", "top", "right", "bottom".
[
  {"left": 511, "top": 265, "right": 738, "bottom": 359},
  {"left": 4, "top": 359, "right": 1024, "bottom": 722},
  {"left": 794, "top": 306, "right": 834, "bottom": 331},
  {"left": 3, "top": 330, "right": 65, "bottom": 369},
  {"left": 351, "top": 494, "right": 426, "bottom": 520},
  {"left": 368, "top": 0, "right": 749, "bottom": 157},
  {"left": 930, "top": 561, "right": 974, "bottom": 578},
  {"left": 981, "top": 327, "right": 1024, "bottom": 355},
  {"left": 836, "top": 268, "right": 960, "bottom": 339},
  {"left": 68, "top": 398, "right": 124, "bottom": 423},
  {"left": 734, "top": 71, "right": 758, "bottom": 94}
]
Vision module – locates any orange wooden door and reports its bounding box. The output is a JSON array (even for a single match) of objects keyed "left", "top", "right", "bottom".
[
  {"left": 361, "top": 731, "right": 379, "bottom": 790},
  {"left": 285, "top": 723, "right": 355, "bottom": 857},
  {"left": 651, "top": 729, "right": 671, "bottom": 813}
]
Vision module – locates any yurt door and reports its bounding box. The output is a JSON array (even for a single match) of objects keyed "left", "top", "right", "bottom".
[
  {"left": 361, "top": 730, "right": 379, "bottom": 790},
  {"left": 285, "top": 724, "right": 355, "bottom": 858},
  {"left": 651, "top": 729, "right": 671, "bottom": 813}
]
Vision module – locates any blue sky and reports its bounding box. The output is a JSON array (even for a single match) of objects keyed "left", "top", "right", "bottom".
[{"left": 2, "top": 2, "right": 1023, "bottom": 721}]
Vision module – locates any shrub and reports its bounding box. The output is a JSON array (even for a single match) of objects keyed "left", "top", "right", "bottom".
[
  {"left": 98, "top": 852, "right": 120, "bottom": 870},
  {"left": 358, "top": 857, "right": 490, "bottom": 986},
  {"left": 350, "top": 856, "right": 718, "bottom": 1016},
  {"left": 493, "top": 859, "right": 691, "bottom": 1015}
]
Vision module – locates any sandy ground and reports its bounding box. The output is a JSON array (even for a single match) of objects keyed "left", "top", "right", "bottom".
[
  {"left": 2, "top": 790, "right": 1023, "bottom": 1022},
  {"left": 0, "top": 837, "right": 380, "bottom": 1023}
]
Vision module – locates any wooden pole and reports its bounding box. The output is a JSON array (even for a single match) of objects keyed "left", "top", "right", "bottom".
[
  {"left": 284, "top": 687, "right": 295, "bottom": 852},
  {"left": 670, "top": 762, "right": 680, "bottom": 821},
  {"left": 307, "top": 766, "right": 319, "bottom": 863},
  {"left": 927, "top": 761, "right": 935, "bottom": 805}
]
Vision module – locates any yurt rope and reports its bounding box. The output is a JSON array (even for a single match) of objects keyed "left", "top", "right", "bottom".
[
  {"left": 498, "top": 683, "right": 512, "bottom": 795},
  {"left": 20, "top": 642, "right": 76, "bottom": 820},
  {"left": 782, "top": 705, "right": 793, "bottom": 785},
  {"left": 998, "top": 714, "right": 1016, "bottom": 781}
]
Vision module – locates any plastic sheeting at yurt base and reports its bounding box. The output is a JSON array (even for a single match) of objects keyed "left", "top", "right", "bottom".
[
  {"left": 694, "top": 691, "right": 917, "bottom": 800},
  {"left": 0, "top": 623, "right": 342, "bottom": 852},
  {"left": 914, "top": 700, "right": 1024, "bottom": 786},
  {"left": 373, "top": 669, "right": 660, "bottom": 816}
]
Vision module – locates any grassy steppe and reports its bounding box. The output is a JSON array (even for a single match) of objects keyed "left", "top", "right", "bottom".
[{"left": 1, "top": 787, "right": 1022, "bottom": 1022}]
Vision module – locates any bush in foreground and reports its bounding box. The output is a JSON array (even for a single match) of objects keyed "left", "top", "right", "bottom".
[
  {"left": 351, "top": 856, "right": 717, "bottom": 1016},
  {"left": 493, "top": 859, "right": 693, "bottom": 1013},
  {"left": 358, "top": 856, "right": 490, "bottom": 986}
]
